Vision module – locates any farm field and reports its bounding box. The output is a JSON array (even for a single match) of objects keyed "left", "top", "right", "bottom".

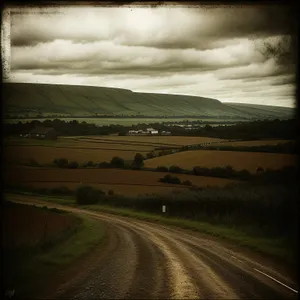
[
  {"left": 3, "top": 136, "right": 233, "bottom": 166},
  {"left": 4, "top": 167, "right": 238, "bottom": 196},
  {"left": 5, "top": 137, "right": 157, "bottom": 151},
  {"left": 144, "top": 150, "right": 297, "bottom": 173},
  {"left": 2, "top": 201, "right": 78, "bottom": 248},
  {"left": 67, "top": 135, "right": 229, "bottom": 146},
  {"left": 3, "top": 145, "right": 142, "bottom": 165},
  {"left": 201, "top": 139, "right": 293, "bottom": 147}
]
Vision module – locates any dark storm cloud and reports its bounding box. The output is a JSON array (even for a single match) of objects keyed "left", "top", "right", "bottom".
[
  {"left": 10, "top": 5, "right": 294, "bottom": 49},
  {"left": 7, "top": 5, "right": 296, "bottom": 107}
]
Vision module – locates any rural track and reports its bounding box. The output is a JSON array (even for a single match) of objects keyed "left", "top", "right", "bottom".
[{"left": 10, "top": 196, "right": 298, "bottom": 300}]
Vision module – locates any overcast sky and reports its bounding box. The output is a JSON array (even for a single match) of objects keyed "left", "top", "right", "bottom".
[{"left": 3, "top": 3, "right": 296, "bottom": 107}]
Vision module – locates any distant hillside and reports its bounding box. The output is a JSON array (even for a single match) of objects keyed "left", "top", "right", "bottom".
[
  {"left": 2, "top": 82, "right": 294, "bottom": 120},
  {"left": 226, "top": 103, "right": 295, "bottom": 119}
]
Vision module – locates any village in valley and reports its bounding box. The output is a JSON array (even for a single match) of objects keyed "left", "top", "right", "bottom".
[{"left": 127, "top": 127, "right": 171, "bottom": 136}]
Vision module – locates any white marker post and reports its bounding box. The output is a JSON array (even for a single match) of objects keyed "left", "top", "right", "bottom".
[{"left": 162, "top": 205, "right": 166, "bottom": 214}]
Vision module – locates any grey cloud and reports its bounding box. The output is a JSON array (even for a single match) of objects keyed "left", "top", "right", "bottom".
[{"left": 10, "top": 5, "right": 295, "bottom": 50}]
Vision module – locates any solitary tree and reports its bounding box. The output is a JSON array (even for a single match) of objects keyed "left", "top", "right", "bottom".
[{"left": 132, "top": 153, "right": 144, "bottom": 169}]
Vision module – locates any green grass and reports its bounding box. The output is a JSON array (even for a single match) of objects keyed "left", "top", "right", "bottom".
[
  {"left": 3, "top": 82, "right": 294, "bottom": 119},
  {"left": 3, "top": 199, "right": 106, "bottom": 297},
  {"left": 81, "top": 204, "right": 292, "bottom": 263}
]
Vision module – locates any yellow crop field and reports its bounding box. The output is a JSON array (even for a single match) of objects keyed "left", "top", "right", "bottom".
[
  {"left": 5, "top": 167, "right": 238, "bottom": 196},
  {"left": 144, "top": 150, "right": 297, "bottom": 173}
]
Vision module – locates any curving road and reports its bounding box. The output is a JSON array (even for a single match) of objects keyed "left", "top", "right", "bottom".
[{"left": 11, "top": 197, "right": 298, "bottom": 299}]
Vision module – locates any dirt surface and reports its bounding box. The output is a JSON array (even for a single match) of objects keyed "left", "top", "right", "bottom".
[
  {"left": 144, "top": 150, "right": 297, "bottom": 173},
  {"left": 4, "top": 167, "right": 238, "bottom": 196},
  {"left": 9, "top": 196, "right": 298, "bottom": 300}
]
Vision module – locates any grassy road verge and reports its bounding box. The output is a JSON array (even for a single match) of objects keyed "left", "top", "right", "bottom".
[{"left": 3, "top": 197, "right": 106, "bottom": 298}]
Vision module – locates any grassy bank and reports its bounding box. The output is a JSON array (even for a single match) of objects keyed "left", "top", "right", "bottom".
[{"left": 3, "top": 199, "right": 106, "bottom": 298}]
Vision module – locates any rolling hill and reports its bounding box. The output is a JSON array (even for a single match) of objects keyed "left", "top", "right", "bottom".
[{"left": 2, "top": 82, "right": 294, "bottom": 119}]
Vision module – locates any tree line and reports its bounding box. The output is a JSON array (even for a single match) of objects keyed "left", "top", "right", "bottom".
[{"left": 3, "top": 118, "right": 297, "bottom": 140}]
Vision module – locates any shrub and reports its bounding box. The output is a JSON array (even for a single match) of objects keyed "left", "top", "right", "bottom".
[
  {"left": 146, "top": 152, "right": 155, "bottom": 159},
  {"left": 159, "top": 174, "right": 181, "bottom": 184},
  {"left": 86, "top": 161, "right": 95, "bottom": 167},
  {"left": 156, "top": 166, "right": 169, "bottom": 172},
  {"left": 237, "top": 169, "right": 252, "bottom": 180},
  {"left": 110, "top": 156, "right": 125, "bottom": 168},
  {"left": 68, "top": 161, "right": 79, "bottom": 169},
  {"left": 53, "top": 158, "right": 69, "bottom": 168},
  {"left": 98, "top": 161, "right": 111, "bottom": 168},
  {"left": 182, "top": 180, "right": 192, "bottom": 186},
  {"left": 76, "top": 186, "right": 105, "bottom": 205},
  {"left": 169, "top": 165, "right": 184, "bottom": 173}
]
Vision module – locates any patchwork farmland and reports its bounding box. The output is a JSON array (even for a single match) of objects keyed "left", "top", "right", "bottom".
[
  {"left": 3, "top": 135, "right": 231, "bottom": 165},
  {"left": 144, "top": 150, "right": 297, "bottom": 173},
  {"left": 3, "top": 135, "right": 296, "bottom": 197}
]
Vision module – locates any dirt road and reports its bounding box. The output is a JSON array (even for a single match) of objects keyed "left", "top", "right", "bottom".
[{"left": 9, "top": 196, "right": 298, "bottom": 299}]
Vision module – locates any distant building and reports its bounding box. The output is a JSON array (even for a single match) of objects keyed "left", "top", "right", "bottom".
[
  {"left": 128, "top": 128, "right": 158, "bottom": 135},
  {"left": 161, "top": 131, "right": 171, "bottom": 135},
  {"left": 23, "top": 127, "right": 58, "bottom": 140},
  {"left": 146, "top": 128, "right": 158, "bottom": 135}
]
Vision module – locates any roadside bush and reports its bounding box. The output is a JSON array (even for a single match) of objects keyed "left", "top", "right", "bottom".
[
  {"left": 156, "top": 166, "right": 169, "bottom": 172},
  {"left": 68, "top": 161, "right": 79, "bottom": 169},
  {"left": 76, "top": 186, "right": 105, "bottom": 205},
  {"left": 159, "top": 174, "right": 181, "bottom": 184},
  {"left": 110, "top": 156, "right": 125, "bottom": 168},
  {"left": 53, "top": 158, "right": 69, "bottom": 168}
]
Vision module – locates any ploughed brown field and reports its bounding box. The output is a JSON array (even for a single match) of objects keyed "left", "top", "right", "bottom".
[
  {"left": 4, "top": 167, "right": 238, "bottom": 196},
  {"left": 2, "top": 201, "right": 78, "bottom": 248},
  {"left": 144, "top": 150, "right": 297, "bottom": 173}
]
